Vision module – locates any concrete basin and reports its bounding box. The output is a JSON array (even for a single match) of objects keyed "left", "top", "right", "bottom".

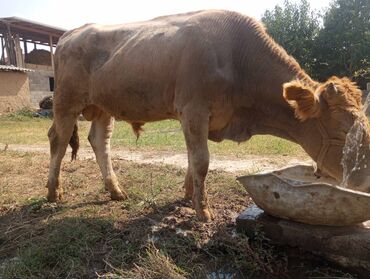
[{"left": 237, "top": 165, "right": 370, "bottom": 226}]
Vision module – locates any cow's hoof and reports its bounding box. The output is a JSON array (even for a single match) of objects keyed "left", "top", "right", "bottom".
[
  {"left": 184, "top": 192, "right": 192, "bottom": 200},
  {"left": 110, "top": 190, "right": 128, "bottom": 201},
  {"left": 47, "top": 191, "right": 63, "bottom": 202},
  {"left": 196, "top": 208, "right": 213, "bottom": 222}
]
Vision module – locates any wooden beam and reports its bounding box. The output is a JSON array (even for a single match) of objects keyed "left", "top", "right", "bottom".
[
  {"left": 0, "top": 36, "right": 4, "bottom": 63},
  {"left": 49, "top": 35, "right": 54, "bottom": 71},
  {"left": 23, "top": 39, "right": 28, "bottom": 62},
  {"left": 2, "top": 22, "right": 17, "bottom": 66},
  {"left": 3, "top": 24, "right": 63, "bottom": 39},
  {"left": 14, "top": 34, "right": 24, "bottom": 67},
  {"left": 1, "top": 27, "right": 59, "bottom": 46}
]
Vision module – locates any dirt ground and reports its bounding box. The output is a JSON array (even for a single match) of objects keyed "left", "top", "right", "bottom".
[{"left": 0, "top": 149, "right": 358, "bottom": 278}]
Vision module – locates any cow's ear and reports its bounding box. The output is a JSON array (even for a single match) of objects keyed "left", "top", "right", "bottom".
[{"left": 283, "top": 81, "right": 321, "bottom": 121}]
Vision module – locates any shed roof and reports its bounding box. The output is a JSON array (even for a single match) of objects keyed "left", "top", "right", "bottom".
[
  {"left": 0, "top": 64, "right": 34, "bottom": 73},
  {"left": 0, "top": 17, "right": 66, "bottom": 46}
]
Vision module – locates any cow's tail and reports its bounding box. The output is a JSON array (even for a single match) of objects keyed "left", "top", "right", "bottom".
[
  {"left": 69, "top": 123, "right": 79, "bottom": 161},
  {"left": 131, "top": 122, "right": 144, "bottom": 142}
]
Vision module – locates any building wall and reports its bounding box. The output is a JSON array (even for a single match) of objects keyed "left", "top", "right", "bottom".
[
  {"left": 0, "top": 71, "right": 31, "bottom": 113},
  {"left": 26, "top": 63, "right": 54, "bottom": 107}
]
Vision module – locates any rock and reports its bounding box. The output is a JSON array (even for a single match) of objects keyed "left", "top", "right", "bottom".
[{"left": 236, "top": 205, "right": 370, "bottom": 274}]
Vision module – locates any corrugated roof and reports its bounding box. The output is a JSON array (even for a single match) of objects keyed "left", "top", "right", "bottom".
[
  {"left": 0, "top": 16, "right": 66, "bottom": 36},
  {"left": 0, "top": 16, "right": 66, "bottom": 46},
  {"left": 0, "top": 65, "right": 34, "bottom": 72}
]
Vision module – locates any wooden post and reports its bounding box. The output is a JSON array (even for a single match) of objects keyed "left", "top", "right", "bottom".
[
  {"left": 0, "top": 36, "right": 4, "bottom": 63},
  {"left": 14, "top": 34, "right": 24, "bottom": 67},
  {"left": 49, "top": 35, "right": 54, "bottom": 71},
  {"left": 1, "top": 22, "right": 16, "bottom": 66},
  {"left": 23, "top": 39, "right": 28, "bottom": 63}
]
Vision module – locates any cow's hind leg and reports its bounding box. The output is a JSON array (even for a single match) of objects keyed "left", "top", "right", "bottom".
[
  {"left": 88, "top": 111, "right": 127, "bottom": 200},
  {"left": 47, "top": 115, "right": 78, "bottom": 202},
  {"left": 181, "top": 107, "right": 212, "bottom": 222}
]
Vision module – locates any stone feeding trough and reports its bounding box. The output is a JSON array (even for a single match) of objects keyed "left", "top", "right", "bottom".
[
  {"left": 237, "top": 165, "right": 370, "bottom": 226},
  {"left": 236, "top": 165, "right": 370, "bottom": 272}
]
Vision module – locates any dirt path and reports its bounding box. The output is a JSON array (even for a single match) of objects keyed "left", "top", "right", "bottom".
[{"left": 1, "top": 143, "right": 312, "bottom": 174}]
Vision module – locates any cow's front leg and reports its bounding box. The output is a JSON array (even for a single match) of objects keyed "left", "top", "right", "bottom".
[
  {"left": 181, "top": 107, "right": 212, "bottom": 222},
  {"left": 183, "top": 159, "right": 193, "bottom": 200},
  {"left": 88, "top": 111, "right": 127, "bottom": 200}
]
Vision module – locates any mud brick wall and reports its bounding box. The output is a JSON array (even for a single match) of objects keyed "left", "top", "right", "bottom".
[{"left": 0, "top": 71, "right": 31, "bottom": 113}]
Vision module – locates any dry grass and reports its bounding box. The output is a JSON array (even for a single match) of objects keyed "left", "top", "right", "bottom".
[
  {"left": 101, "top": 244, "right": 187, "bottom": 279},
  {"left": 0, "top": 150, "right": 357, "bottom": 279}
]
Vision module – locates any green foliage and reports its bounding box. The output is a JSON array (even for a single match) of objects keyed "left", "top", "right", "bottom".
[
  {"left": 262, "top": 0, "right": 370, "bottom": 86},
  {"left": 313, "top": 0, "right": 370, "bottom": 83},
  {"left": 353, "top": 59, "right": 370, "bottom": 88},
  {"left": 261, "top": 0, "right": 320, "bottom": 75}
]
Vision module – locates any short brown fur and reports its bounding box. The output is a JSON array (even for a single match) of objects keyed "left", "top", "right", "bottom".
[
  {"left": 283, "top": 81, "right": 320, "bottom": 121},
  {"left": 46, "top": 10, "right": 370, "bottom": 221}
]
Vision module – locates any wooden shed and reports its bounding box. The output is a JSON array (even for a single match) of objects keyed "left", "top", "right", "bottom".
[{"left": 0, "top": 17, "right": 66, "bottom": 107}]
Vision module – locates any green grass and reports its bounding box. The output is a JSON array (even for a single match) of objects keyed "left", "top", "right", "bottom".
[
  {"left": 0, "top": 111, "right": 304, "bottom": 156},
  {"left": 2, "top": 107, "right": 37, "bottom": 120}
]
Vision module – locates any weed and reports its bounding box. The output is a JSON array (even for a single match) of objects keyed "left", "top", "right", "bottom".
[
  {"left": 25, "top": 196, "right": 48, "bottom": 212},
  {"left": 1, "top": 108, "right": 36, "bottom": 121},
  {"left": 101, "top": 243, "right": 188, "bottom": 279}
]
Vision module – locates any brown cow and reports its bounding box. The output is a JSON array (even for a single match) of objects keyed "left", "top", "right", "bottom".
[{"left": 47, "top": 10, "right": 370, "bottom": 222}]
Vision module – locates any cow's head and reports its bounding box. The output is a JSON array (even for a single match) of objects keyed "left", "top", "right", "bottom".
[{"left": 283, "top": 76, "right": 370, "bottom": 191}]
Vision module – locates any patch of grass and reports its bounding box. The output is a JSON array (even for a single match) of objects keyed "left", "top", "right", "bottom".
[
  {"left": 25, "top": 197, "right": 48, "bottom": 212},
  {"left": 1, "top": 108, "right": 36, "bottom": 121},
  {"left": 0, "top": 116, "right": 304, "bottom": 156},
  {"left": 102, "top": 243, "right": 188, "bottom": 279},
  {"left": 0, "top": 118, "right": 91, "bottom": 146},
  {"left": 1, "top": 218, "right": 114, "bottom": 279},
  {"left": 113, "top": 120, "right": 304, "bottom": 156}
]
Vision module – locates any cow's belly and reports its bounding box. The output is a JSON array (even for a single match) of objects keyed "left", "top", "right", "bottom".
[{"left": 90, "top": 78, "right": 177, "bottom": 122}]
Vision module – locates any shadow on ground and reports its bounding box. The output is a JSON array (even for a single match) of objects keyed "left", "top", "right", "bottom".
[{"left": 0, "top": 197, "right": 359, "bottom": 279}]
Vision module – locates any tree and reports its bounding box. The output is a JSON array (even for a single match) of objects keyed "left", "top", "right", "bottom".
[
  {"left": 261, "top": 0, "right": 320, "bottom": 75},
  {"left": 312, "top": 0, "right": 370, "bottom": 85}
]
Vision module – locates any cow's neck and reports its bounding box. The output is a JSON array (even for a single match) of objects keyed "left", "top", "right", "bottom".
[
  {"left": 249, "top": 62, "right": 321, "bottom": 160},
  {"left": 253, "top": 100, "right": 322, "bottom": 163}
]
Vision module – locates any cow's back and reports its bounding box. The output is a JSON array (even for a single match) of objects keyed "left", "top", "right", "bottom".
[{"left": 54, "top": 10, "right": 279, "bottom": 124}]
